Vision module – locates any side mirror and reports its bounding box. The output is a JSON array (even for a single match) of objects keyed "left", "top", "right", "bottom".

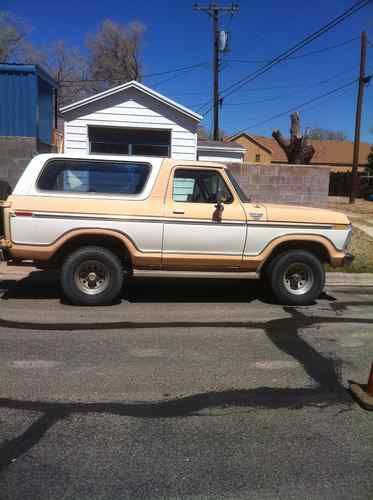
[
  {"left": 216, "top": 191, "right": 228, "bottom": 205},
  {"left": 213, "top": 191, "right": 227, "bottom": 221}
]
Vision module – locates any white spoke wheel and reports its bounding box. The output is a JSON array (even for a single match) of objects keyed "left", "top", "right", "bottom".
[
  {"left": 74, "top": 260, "right": 110, "bottom": 295},
  {"left": 269, "top": 250, "right": 325, "bottom": 306},
  {"left": 283, "top": 262, "right": 314, "bottom": 296},
  {"left": 61, "top": 246, "right": 124, "bottom": 306}
]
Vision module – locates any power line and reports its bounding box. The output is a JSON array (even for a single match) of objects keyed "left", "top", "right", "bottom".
[
  {"left": 219, "top": 1, "right": 371, "bottom": 101},
  {"left": 196, "top": 65, "right": 358, "bottom": 112},
  {"left": 226, "top": 36, "right": 360, "bottom": 64},
  {"left": 60, "top": 62, "right": 209, "bottom": 84},
  {"left": 198, "top": 0, "right": 372, "bottom": 114},
  {"left": 150, "top": 64, "right": 210, "bottom": 88},
  {"left": 171, "top": 66, "right": 358, "bottom": 98},
  {"left": 220, "top": 65, "right": 359, "bottom": 106},
  {"left": 232, "top": 79, "right": 359, "bottom": 135}
]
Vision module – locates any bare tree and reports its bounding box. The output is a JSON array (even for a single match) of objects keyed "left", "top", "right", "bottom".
[
  {"left": 308, "top": 128, "right": 348, "bottom": 141},
  {"left": 197, "top": 126, "right": 209, "bottom": 140},
  {"left": 0, "top": 12, "right": 26, "bottom": 62},
  {"left": 45, "top": 41, "right": 88, "bottom": 107},
  {"left": 0, "top": 13, "right": 146, "bottom": 107},
  {"left": 87, "top": 20, "right": 145, "bottom": 92},
  {"left": 272, "top": 112, "right": 315, "bottom": 164}
]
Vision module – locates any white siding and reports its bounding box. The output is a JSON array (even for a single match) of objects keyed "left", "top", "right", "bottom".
[
  {"left": 197, "top": 149, "right": 244, "bottom": 163},
  {"left": 63, "top": 88, "right": 198, "bottom": 160}
]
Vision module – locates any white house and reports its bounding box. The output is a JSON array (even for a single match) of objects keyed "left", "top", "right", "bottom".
[
  {"left": 197, "top": 139, "right": 246, "bottom": 163},
  {"left": 60, "top": 81, "right": 245, "bottom": 163}
]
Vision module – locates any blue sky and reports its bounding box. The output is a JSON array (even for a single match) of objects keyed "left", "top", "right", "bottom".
[{"left": 5, "top": 0, "right": 373, "bottom": 142}]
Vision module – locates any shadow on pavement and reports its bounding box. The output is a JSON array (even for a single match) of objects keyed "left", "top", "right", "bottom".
[
  {"left": 0, "top": 270, "right": 338, "bottom": 305},
  {"left": 0, "top": 270, "right": 275, "bottom": 303},
  {"left": 0, "top": 385, "right": 348, "bottom": 471},
  {"left": 0, "top": 306, "right": 365, "bottom": 471}
]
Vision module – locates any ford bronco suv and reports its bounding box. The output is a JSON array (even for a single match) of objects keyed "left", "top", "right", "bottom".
[{"left": 0, "top": 154, "right": 353, "bottom": 306}]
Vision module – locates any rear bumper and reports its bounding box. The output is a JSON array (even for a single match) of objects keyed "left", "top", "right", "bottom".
[{"left": 0, "top": 238, "right": 12, "bottom": 262}]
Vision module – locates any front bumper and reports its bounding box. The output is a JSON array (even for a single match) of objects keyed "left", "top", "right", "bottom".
[{"left": 342, "top": 252, "right": 355, "bottom": 267}]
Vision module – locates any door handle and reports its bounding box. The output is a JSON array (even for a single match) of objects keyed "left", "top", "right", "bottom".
[{"left": 173, "top": 209, "right": 185, "bottom": 214}]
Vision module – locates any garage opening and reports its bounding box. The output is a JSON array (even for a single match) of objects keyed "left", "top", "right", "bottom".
[{"left": 88, "top": 126, "right": 171, "bottom": 157}]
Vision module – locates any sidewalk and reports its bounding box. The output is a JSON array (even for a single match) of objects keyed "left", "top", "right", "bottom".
[
  {"left": 1, "top": 262, "right": 373, "bottom": 287},
  {"left": 353, "top": 222, "right": 373, "bottom": 239}
]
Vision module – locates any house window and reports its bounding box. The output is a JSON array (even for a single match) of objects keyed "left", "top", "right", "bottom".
[
  {"left": 173, "top": 169, "right": 233, "bottom": 203},
  {"left": 38, "top": 159, "right": 151, "bottom": 195},
  {"left": 255, "top": 154, "right": 261, "bottom": 162},
  {"left": 88, "top": 126, "right": 171, "bottom": 157}
]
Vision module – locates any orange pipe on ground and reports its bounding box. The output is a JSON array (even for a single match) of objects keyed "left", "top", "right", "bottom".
[{"left": 367, "top": 362, "right": 373, "bottom": 396}]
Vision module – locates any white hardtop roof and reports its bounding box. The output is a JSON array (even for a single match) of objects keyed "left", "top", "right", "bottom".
[
  {"left": 60, "top": 80, "right": 203, "bottom": 122},
  {"left": 13, "top": 154, "right": 228, "bottom": 198},
  {"left": 22, "top": 153, "right": 226, "bottom": 167}
]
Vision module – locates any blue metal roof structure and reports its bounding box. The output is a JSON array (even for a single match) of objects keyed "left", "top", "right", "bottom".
[{"left": 0, "top": 64, "right": 59, "bottom": 145}]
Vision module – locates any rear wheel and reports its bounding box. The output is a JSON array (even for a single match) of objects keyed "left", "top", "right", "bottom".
[
  {"left": 268, "top": 250, "right": 325, "bottom": 306},
  {"left": 61, "top": 246, "right": 124, "bottom": 306}
]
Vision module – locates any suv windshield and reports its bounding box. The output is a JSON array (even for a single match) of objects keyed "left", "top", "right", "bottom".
[{"left": 226, "top": 170, "right": 251, "bottom": 203}]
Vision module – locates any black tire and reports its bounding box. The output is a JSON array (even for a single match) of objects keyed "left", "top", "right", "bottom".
[
  {"left": 0, "top": 180, "right": 11, "bottom": 201},
  {"left": 268, "top": 250, "right": 325, "bottom": 306},
  {"left": 61, "top": 246, "right": 124, "bottom": 306}
]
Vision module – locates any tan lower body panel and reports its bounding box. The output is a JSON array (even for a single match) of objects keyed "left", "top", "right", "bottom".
[{"left": 7, "top": 229, "right": 347, "bottom": 272}]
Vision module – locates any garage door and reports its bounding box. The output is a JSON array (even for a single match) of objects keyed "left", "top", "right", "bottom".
[{"left": 88, "top": 126, "right": 171, "bottom": 157}]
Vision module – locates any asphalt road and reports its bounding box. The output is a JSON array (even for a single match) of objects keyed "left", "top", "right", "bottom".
[{"left": 0, "top": 270, "right": 372, "bottom": 499}]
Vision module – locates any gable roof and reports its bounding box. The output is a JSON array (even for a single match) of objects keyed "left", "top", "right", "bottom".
[
  {"left": 231, "top": 132, "right": 371, "bottom": 166},
  {"left": 60, "top": 80, "right": 202, "bottom": 122},
  {"left": 227, "top": 132, "right": 273, "bottom": 154},
  {"left": 251, "top": 135, "right": 371, "bottom": 166}
]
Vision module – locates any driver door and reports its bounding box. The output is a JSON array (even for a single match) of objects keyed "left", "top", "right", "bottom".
[{"left": 162, "top": 166, "right": 247, "bottom": 270}]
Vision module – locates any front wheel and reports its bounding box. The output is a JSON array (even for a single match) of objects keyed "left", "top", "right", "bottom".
[
  {"left": 269, "top": 250, "right": 325, "bottom": 306},
  {"left": 61, "top": 246, "right": 124, "bottom": 306}
]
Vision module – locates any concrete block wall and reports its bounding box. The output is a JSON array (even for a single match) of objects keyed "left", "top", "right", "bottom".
[
  {"left": 228, "top": 163, "right": 331, "bottom": 207},
  {"left": 0, "top": 137, "right": 38, "bottom": 188}
]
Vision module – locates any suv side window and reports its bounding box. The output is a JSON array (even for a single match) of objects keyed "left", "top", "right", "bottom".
[
  {"left": 37, "top": 160, "right": 150, "bottom": 195},
  {"left": 173, "top": 169, "right": 233, "bottom": 203}
]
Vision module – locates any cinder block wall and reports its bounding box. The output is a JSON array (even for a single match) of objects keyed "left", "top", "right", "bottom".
[
  {"left": 228, "top": 163, "right": 331, "bottom": 207},
  {"left": 0, "top": 137, "right": 38, "bottom": 188}
]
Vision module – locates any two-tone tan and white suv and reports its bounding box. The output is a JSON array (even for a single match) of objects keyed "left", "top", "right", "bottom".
[{"left": 0, "top": 154, "right": 353, "bottom": 306}]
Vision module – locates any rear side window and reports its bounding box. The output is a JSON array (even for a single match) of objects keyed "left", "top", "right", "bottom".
[{"left": 37, "top": 160, "right": 150, "bottom": 195}]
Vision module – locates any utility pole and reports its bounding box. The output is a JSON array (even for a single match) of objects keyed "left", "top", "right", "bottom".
[
  {"left": 350, "top": 31, "right": 369, "bottom": 204},
  {"left": 194, "top": 3, "right": 239, "bottom": 140}
]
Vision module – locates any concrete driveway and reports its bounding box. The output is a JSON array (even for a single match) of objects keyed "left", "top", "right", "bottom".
[{"left": 0, "top": 271, "right": 372, "bottom": 499}]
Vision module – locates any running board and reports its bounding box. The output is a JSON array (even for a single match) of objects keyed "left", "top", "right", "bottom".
[{"left": 133, "top": 270, "right": 259, "bottom": 280}]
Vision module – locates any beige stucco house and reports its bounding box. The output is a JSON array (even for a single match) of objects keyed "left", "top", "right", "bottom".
[{"left": 228, "top": 132, "right": 371, "bottom": 172}]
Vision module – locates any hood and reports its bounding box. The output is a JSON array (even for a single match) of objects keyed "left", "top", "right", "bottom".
[{"left": 263, "top": 203, "right": 349, "bottom": 225}]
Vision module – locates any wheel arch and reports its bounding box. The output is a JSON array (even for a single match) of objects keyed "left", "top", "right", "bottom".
[
  {"left": 47, "top": 229, "right": 136, "bottom": 269},
  {"left": 258, "top": 235, "right": 335, "bottom": 276}
]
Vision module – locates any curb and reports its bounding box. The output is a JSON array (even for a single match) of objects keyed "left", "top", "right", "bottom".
[{"left": 325, "top": 272, "right": 373, "bottom": 287}]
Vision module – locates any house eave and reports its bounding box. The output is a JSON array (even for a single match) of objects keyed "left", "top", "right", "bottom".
[
  {"left": 228, "top": 132, "right": 273, "bottom": 155},
  {"left": 60, "top": 80, "right": 202, "bottom": 122},
  {"left": 197, "top": 146, "right": 246, "bottom": 153}
]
